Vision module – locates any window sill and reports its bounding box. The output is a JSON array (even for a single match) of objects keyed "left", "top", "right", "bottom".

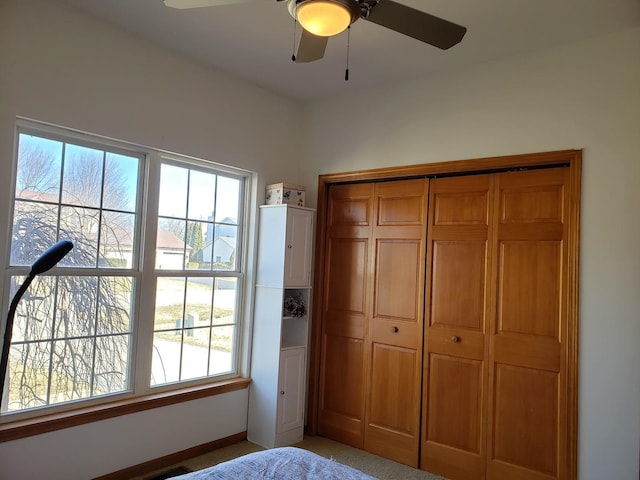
[{"left": 0, "top": 377, "right": 251, "bottom": 443}]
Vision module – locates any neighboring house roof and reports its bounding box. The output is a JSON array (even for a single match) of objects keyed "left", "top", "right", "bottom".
[
  {"left": 104, "top": 228, "right": 190, "bottom": 251},
  {"left": 217, "top": 236, "right": 236, "bottom": 248},
  {"left": 198, "top": 235, "right": 236, "bottom": 251},
  {"left": 156, "top": 229, "right": 192, "bottom": 251},
  {"left": 16, "top": 189, "right": 59, "bottom": 203},
  {"left": 102, "top": 224, "right": 134, "bottom": 249}
]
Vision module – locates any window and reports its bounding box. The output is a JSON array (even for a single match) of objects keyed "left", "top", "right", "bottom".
[
  {"left": 1, "top": 121, "right": 250, "bottom": 417},
  {"left": 151, "top": 163, "right": 243, "bottom": 386}
]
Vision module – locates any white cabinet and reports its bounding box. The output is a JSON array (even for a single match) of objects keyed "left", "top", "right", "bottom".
[
  {"left": 248, "top": 205, "right": 314, "bottom": 448},
  {"left": 256, "top": 205, "right": 313, "bottom": 288}
]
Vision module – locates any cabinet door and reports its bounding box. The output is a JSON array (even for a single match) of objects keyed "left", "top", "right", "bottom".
[
  {"left": 284, "top": 208, "right": 313, "bottom": 287},
  {"left": 277, "top": 347, "right": 306, "bottom": 433}
]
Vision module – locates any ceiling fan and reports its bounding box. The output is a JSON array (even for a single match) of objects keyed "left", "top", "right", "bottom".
[{"left": 163, "top": 0, "right": 466, "bottom": 63}]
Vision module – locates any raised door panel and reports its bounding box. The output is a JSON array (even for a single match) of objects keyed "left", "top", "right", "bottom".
[
  {"left": 431, "top": 241, "right": 487, "bottom": 330},
  {"left": 492, "top": 365, "right": 558, "bottom": 477},
  {"left": 497, "top": 242, "right": 561, "bottom": 337},
  {"left": 365, "top": 178, "right": 428, "bottom": 468},
  {"left": 423, "top": 354, "right": 484, "bottom": 480},
  {"left": 317, "top": 183, "right": 374, "bottom": 448},
  {"left": 319, "top": 334, "right": 365, "bottom": 447},
  {"left": 426, "top": 354, "right": 483, "bottom": 452},
  {"left": 487, "top": 168, "right": 569, "bottom": 480},
  {"left": 434, "top": 191, "right": 489, "bottom": 226},
  {"left": 324, "top": 237, "right": 368, "bottom": 337},
  {"left": 277, "top": 347, "right": 306, "bottom": 434},
  {"left": 422, "top": 174, "right": 493, "bottom": 480},
  {"left": 366, "top": 343, "right": 421, "bottom": 466},
  {"left": 329, "top": 186, "right": 371, "bottom": 227},
  {"left": 374, "top": 239, "right": 422, "bottom": 324},
  {"left": 284, "top": 208, "right": 313, "bottom": 287}
]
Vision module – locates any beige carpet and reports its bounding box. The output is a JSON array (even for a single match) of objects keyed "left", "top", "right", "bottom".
[{"left": 140, "top": 435, "right": 448, "bottom": 480}]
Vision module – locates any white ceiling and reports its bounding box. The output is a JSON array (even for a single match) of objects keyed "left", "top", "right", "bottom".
[{"left": 59, "top": 0, "right": 640, "bottom": 101}]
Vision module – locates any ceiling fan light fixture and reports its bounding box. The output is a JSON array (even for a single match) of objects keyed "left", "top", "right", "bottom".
[{"left": 295, "top": 0, "right": 358, "bottom": 37}]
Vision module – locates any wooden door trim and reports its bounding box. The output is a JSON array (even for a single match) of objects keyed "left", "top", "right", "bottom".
[
  {"left": 312, "top": 150, "right": 578, "bottom": 185},
  {"left": 566, "top": 157, "right": 581, "bottom": 480},
  {"left": 307, "top": 149, "right": 581, "bottom": 479}
]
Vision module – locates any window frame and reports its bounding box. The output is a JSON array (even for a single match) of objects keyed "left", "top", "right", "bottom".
[
  {"left": 138, "top": 155, "right": 249, "bottom": 393},
  {"left": 0, "top": 119, "right": 255, "bottom": 424}
]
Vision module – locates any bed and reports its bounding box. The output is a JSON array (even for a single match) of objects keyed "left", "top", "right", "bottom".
[{"left": 175, "top": 446, "right": 377, "bottom": 479}]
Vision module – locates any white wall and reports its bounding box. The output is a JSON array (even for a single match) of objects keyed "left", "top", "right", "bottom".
[
  {"left": 0, "top": 0, "right": 304, "bottom": 177},
  {"left": 0, "top": 0, "right": 305, "bottom": 478},
  {"left": 0, "top": 389, "right": 248, "bottom": 479},
  {"left": 2, "top": 0, "right": 639, "bottom": 477},
  {"left": 301, "top": 27, "right": 640, "bottom": 480}
]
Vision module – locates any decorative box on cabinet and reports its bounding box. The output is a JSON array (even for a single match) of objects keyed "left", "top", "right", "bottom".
[{"left": 247, "top": 205, "right": 314, "bottom": 448}]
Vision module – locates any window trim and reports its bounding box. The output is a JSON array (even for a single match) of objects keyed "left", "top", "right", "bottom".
[{"left": 1, "top": 118, "right": 257, "bottom": 424}]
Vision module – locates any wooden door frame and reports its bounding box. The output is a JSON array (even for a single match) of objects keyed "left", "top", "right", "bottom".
[{"left": 307, "top": 149, "right": 581, "bottom": 479}]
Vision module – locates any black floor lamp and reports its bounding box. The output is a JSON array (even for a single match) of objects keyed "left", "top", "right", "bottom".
[{"left": 0, "top": 240, "right": 73, "bottom": 410}]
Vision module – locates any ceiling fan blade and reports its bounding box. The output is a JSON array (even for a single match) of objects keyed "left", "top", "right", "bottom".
[
  {"left": 295, "top": 30, "right": 329, "bottom": 63},
  {"left": 163, "top": 0, "right": 254, "bottom": 9},
  {"left": 365, "top": 0, "right": 466, "bottom": 49}
]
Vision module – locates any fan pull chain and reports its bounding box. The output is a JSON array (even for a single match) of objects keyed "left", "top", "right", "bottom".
[
  {"left": 291, "top": 22, "right": 298, "bottom": 61},
  {"left": 291, "top": 5, "right": 298, "bottom": 62},
  {"left": 345, "top": 25, "right": 350, "bottom": 81}
]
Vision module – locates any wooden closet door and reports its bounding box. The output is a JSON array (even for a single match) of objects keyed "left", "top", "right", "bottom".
[
  {"left": 486, "top": 168, "right": 570, "bottom": 480},
  {"left": 318, "top": 178, "right": 428, "bottom": 466},
  {"left": 421, "top": 174, "right": 494, "bottom": 480},
  {"left": 364, "top": 178, "right": 428, "bottom": 467},
  {"left": 317, "top": 182, "right": 373, "bottom": 447}
]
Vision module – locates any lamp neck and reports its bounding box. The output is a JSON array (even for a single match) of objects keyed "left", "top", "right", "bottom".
[{"left": 1, "top": 273, "right": 36, "bottom": 410}]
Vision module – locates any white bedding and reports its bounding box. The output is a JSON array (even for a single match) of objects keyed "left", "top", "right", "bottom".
[{"left": 175, "top": 446, "right": 377, "bottom": 480}]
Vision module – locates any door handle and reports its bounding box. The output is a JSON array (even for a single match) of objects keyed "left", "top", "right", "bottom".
[
  {"left": 451, "top": 335, "right": 460, "bottom": 343},
  {"left": 391, "top": 326, "right": 399, "bottom": 333}
]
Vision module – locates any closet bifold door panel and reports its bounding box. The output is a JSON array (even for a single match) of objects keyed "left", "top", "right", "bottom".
[
  {"left": 317, "top": 182, "right": 374, "bottom": 448},
  {"left": 421, "top": 174, "right": 494, "bottom": 480},
  {"left": 486, "top": 168, "right": 570, "bottom": 480},
  {"left": 317, "top": 178, "right": 428, "bottom": 467},
  {"left": 364, "top": 179, "right": 428, "bottom": 468}
]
